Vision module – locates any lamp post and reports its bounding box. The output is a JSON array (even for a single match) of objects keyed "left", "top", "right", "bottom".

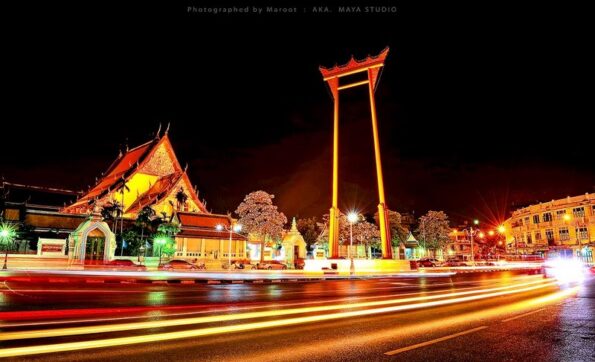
[
  {"left": 497, "top": 225, "right": 505, "bottom": 259},
  {"left": 216, "top": 221, "right": 242, "bottom": 271},
  {"left": 1, "top": 223, "right": 17, "bottom": 270},
  {"left": 138, "top": 244, "right": 145, "bottom": 264},
  {"left": 463, "top": 219, "right": 480, "bottom": 266},
  {"left": 347, "top": 212, "right": 359, "bottom": 275},
  {"left": 154, "top": 236, "right": 167, "bottom": 267}
]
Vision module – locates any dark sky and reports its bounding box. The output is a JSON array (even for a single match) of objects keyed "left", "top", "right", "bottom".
[{"left": 3, "top": 1, "right": 593, "bottom": 225}]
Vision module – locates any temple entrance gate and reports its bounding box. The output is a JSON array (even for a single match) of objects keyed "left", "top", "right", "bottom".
[{"left": 68, "top": 207, "right": 116, "bottom": 264}]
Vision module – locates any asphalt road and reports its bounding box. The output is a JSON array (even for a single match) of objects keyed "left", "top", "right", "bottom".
[{"left": 1, "top": 271, "right": 593, "bottom": 361}]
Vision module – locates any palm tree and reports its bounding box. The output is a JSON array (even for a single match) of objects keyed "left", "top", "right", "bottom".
[
  {"left": 117, "top": 184, "right": 130, "bottom": 239},
  {"left": 136, "top": 206, "right": 155, "bottom": 248},
  {"left": 175, "top": 188, "right": 188, "bottom": 211},
  {"left": 101, "top": 201, "right": 123, "bottom": 239}
]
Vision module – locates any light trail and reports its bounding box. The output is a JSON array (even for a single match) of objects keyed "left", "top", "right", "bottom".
[
  {"left": 2, "top": 269, "right": 454, "bottom": 279},
  {"left": 0, "top": 279, "right": 554, "bottom": 342},
  {"left": 0, "top": 277, "right": 532, "bottom": 328},
  {"left": 238, "top": 286, "right": 580, "bottom": 362},
  {"left": 0, "top": 280, "right": 562, "bottom": 358}
]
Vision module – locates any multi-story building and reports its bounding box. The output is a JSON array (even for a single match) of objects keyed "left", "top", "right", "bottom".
[{"left": 503, "top": 193, "right": 594, "bottom": 260}]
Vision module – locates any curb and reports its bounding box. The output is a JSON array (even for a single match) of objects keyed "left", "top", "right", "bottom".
[{"left": 0, "top": 268, "right": 543, "bottom": 285}]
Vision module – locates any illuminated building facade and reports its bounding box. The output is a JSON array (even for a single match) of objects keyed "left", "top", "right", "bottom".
[
  {"left": 2, "top": 129, "right": 249, "bottom": 265},
  {"left": 503, "top": 193, "right": 595, "bottom": 260}
]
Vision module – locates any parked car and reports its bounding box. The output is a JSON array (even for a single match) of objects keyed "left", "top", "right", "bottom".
[
  {"left": 158, "top": 259, "right": 199, "bottom": 271},
  {"left": 417, "top": 258, "right": 439, "bottom": 267},
  {"left": 103, "top": 259, "right": 146, "bottom": 271},
  {"left": 257, "top": 260, "right": 288, "bottom": 270}
]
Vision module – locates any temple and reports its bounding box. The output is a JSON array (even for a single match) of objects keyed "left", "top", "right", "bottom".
[{"left": 1, "top": 127, "right": 256, "bottom": 266}]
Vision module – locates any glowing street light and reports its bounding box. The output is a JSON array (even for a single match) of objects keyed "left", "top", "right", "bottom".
[
  {"left": 1, "top": 223, "right": 17, "bottom": 270},
  {"left": 216, "top": 221, "right": 242, "bottom": 270},
  {"left": 462, "top": 220, "right": 480, "bottom": 266},
  {"left": 498, "top": 225, "right": 506, "bottom": 234},
  {"left": 347, "top": 211, "right": 359, "bottom": 275},
  {"left": 488, "top": 230, "right": 495, "bottom": 236},
  {"left": 563, "top": 213, "right": 571, "bottom": 221},
  {"left": 154, "top": 236, "right": 167, "bottom": 267}
]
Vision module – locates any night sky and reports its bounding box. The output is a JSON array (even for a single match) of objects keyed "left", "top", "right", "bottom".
[{"left": 3, "top": 1, "right": 592, "bottom": 225}]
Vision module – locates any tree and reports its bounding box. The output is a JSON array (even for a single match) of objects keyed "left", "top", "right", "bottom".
[
  {"left": 175, "top": 187, "right": 189, "bottom": 211},
  {"left": 352, "top": 218, "right": 380, "bottom": 258},
  {"left": 136, "top": 206, "right": 156, "bottom": 249},
  {"left": 101, "top": 201, "right": 123, "bottom": 239},
  {"left": 235, "top": 191, "right": 287, "bottom": 244},
  {"left": 121, "top": 229, "right": 142, "bottom": 256},
  {"left": 0, "top": 221, "right": 18, "bottom": 269},
  {"left": 416, "top": 210, "right": 451, "bottom": 257},
  {"left": 157, "top": 222, "right": 181, "bottom": 236},
  {"left": 296, "top": 217, "right": 319, "bottom": 252},
  {"left": 319, "top": 212, "right": 348, "bottom": 245},
  {"left": 319, "top": 212, "right": 380, "bottom": 258},
  {"left": 16, "top": 224, "right": 36, "bottom": 254},
  {"left": 375, "top": 210, "right": 409, "bottom": 246}
]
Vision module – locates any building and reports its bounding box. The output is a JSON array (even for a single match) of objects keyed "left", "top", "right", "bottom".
[
  {"left": 1, "top": 182, "right": 86, "bottom": 255},
  {"left": 399, "top": 232, "right": 422, "bottom": 260},
  {"left": 503, "top": 193, "right": 594, "bottom": 260},
  {"left": 447, "top": 228, "right": 474, "bottom": 261},
  {"left": 174, "top": 212, "right": 246, "bottom": 263},
  {"left": 2, "top": 128, "right": 252, "bottom": 266}
]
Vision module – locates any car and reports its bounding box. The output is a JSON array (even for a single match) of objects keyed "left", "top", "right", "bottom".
[
  {"left": 103, "top": 259, "right": 147, "bottom": 271},
  {"left": 158, "top": 259, "right": 199, "bottom": 271},
  {"left": 417, "top": 258, "right": 439, "bottom": 267},
  {"left": 542, "top": 257, "right": 589, "bottom": 282},
  {"left": 256, "top": 260, "right": 288, "bottom": 270}
]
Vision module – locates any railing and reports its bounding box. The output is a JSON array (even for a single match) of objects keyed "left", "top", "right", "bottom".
[{"left": 505, "top": 254, "right": 544, "bottom": 262}]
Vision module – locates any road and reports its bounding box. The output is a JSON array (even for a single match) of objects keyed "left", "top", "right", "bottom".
[{"left": 1, "top": 271, "right": 593, "bottom": 361}]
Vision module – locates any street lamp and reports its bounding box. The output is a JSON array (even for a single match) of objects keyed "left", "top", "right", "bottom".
[
  {"left": 497, "top": 225, "right": 506, "bottom": 258},
  {"left": 216, "top": 221, "right": 242, "bottom": 270},
  {"left": 138, "top": 244, "right": 145, "bottom": 264},
  {"left": 347, "top": 211, "right": 359, "bottom": 275},
  {"left": 463, "top": 220, "right": 480, "bottom": 266},
  {"left": 1, "top": 223, "right": 17, "bottom": 270},
  {"left": 154, "top": 236, "right": 167, "bottom": 267}
]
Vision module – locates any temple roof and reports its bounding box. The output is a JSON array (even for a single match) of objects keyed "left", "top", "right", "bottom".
[
  {"left": 402, "top": 232, "right": 419, "bottom": 248},
  {"left": 64, "top": 138, "right": 159, "bottom": 211},
  {"left": 1, "top": 182, "right": 80, "bottom": 210},
  {"left": 24, "top": 211, "right": 87, "bottom": 231},
  {"left": 176, "top": 212, "right": 246, "bottom": 240},
  {"left": 63, "top": 133, "right": 206, "bottom": 214},
  {"left": 125, "top": 171, "right": 183, "bottom": 214}
]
